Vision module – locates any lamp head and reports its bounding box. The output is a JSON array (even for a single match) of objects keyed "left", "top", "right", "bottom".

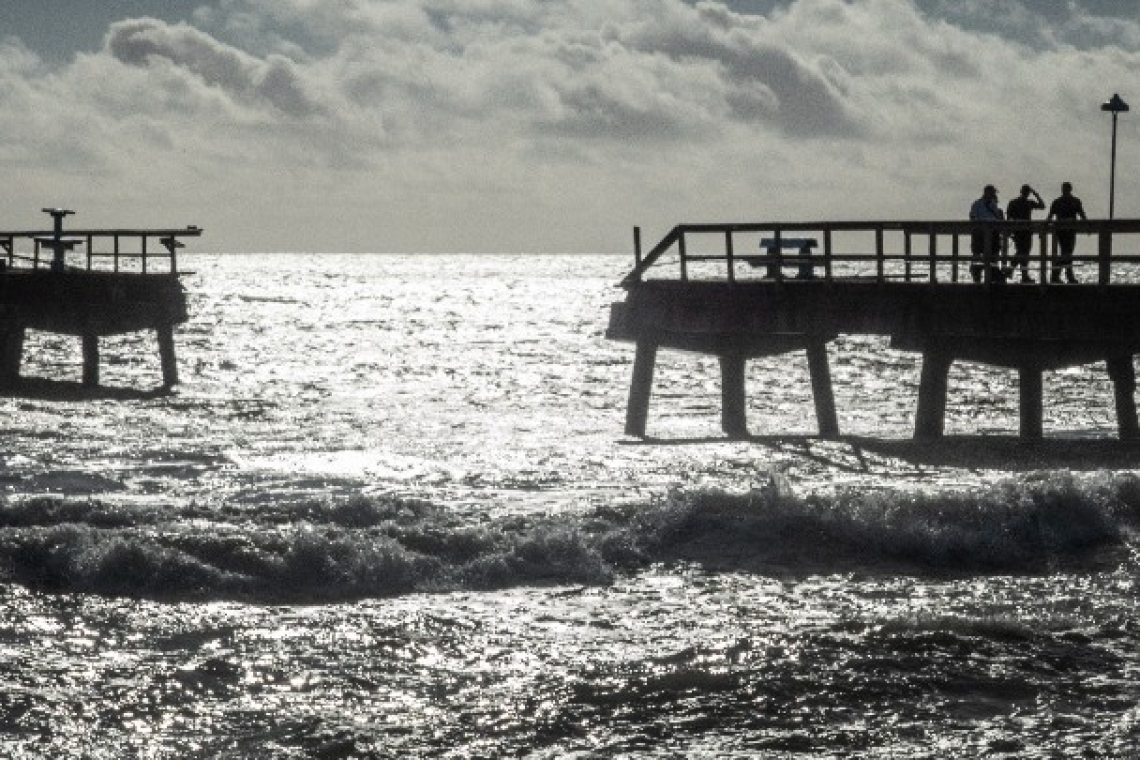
[{"left": 1102, "top": 93, "right": 1130, "bottom": 113}]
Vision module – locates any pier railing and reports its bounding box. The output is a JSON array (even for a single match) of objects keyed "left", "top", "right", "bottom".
[
  {"left": 621, "top": 219, "right": 1140, "bottom": 288},
  {"left": 0, "top": 225, "right": 202, "bottom": 274}
]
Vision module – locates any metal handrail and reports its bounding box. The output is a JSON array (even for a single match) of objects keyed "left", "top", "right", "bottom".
[
  {"left": 622, "top": 219, "right": 1140, "bottom": 288},
  {"left": 0, "top": 226, "right": 201, "bottom": 274}
]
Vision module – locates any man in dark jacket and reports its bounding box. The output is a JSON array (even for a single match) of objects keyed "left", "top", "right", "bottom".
[{"left": 1046, "top": 182, "right": 1088, "bottom": 283}]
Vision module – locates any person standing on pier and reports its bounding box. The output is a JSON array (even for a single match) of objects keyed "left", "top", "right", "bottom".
[
  {"left": 1006, "top": 185, "right": 1045, "bottom": 282},
  {"left": 969, "top": 184, "right": 1004, "bottom": 283},
  {"left": 1046, "top": 181, "right": 1087, "bottom": 283}
]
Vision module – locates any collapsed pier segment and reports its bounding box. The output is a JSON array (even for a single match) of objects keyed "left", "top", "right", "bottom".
[{"left": 0, "top": 209, "right": 202, "bottom": 391}]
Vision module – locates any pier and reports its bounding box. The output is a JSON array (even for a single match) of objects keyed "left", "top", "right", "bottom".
[
  {"left": 606, "top": 219, "right": 1140, "bottom": 440},
  {"left": 0, "top": 209, "right": 201, "bottom": 391}
]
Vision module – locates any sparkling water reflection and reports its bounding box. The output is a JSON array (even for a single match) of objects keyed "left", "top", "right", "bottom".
[{"left": 0, "top": 254, "right": 1136, "bottom": 757}]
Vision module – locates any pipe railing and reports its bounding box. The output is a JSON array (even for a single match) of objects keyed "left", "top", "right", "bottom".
[
  {"left": 0, "top": 226, "right": 202, "bottom": 275},
  {"left": 621, "top": 219, "right": 1140, "bottom": 288}
]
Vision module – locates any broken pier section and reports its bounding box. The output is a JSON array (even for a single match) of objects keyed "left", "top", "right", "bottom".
[
  {"left": 607, "top": 220, "right": 1140, "bottom": 440},
  {"left": 0, "top": 209, "right": 201, "bottom": 390}
]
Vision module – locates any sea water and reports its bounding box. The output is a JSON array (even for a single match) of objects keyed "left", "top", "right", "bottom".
[{"left": 0, "top": 253, "right": 1137, "bottom": 758}]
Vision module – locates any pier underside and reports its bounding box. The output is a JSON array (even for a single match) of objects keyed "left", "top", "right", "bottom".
[
  {"left": 0, "top": 270, "right": 188, "bottom": 390},
  {"left": 608, "top": 280, "right": 1140, "bottom": 440}
]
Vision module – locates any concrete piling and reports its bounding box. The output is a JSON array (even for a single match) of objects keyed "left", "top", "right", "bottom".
[
  {"left": 624, "top": 340, "right": 657, "bottom": 437},
  {"left": 0, "top": 325, "right": 24, "bottom": 387},
  {"left": 82, "top": 333, "right": 99, "bottom": 387},
  {"left": 806, "top": 340, "right": 839, "bottom": 438},
  {"left": 1107, "top": 356, "right": 1139, "bottom": 440},
  {"left": 1018, "top": 366, "right": 1043, "bottom": 440},
  {"left": 719, "top": 353, "right": 748, "bottom": 438},
  {"left": 158, "top": 324, "right": 179, "bottom": 389},
  {"left": 915, "top": 349, "right": 952, "bottom": 439}
]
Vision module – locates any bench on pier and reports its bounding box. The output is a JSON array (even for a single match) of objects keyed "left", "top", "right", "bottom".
[{"left": 749, "top": 237, "right": 819, "bottom": 279}]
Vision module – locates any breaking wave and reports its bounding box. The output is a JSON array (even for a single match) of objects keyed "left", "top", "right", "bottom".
[{"left": 0, "top": 471, "right": 1135, "bottom": 603}]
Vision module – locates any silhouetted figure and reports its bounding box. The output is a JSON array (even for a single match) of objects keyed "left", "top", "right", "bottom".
[
  {"left": 1006, "top": 184, "right": 1045, "bottom": 282},
  {"left": 969, "top": 184, "right": 1005, "bottom": 283},
  {"left": 1046, "top": 182, "right": 1087, "bottom": 283}
]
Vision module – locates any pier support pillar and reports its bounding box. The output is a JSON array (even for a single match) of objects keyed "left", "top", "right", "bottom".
[
  {"left": 625, "top": 340, "right": 657, "bottom": 437},
  {"left": 158, "top": 324, "right": 179, "bottom": 389},
  {"left": 806, "top": 340, "right": 839, "bottom": 438},
  {"left": 0, "top": 324, "right": 24, "bottom": 387},
  {"left": 915, "top": 348, "right": 952, "bottom": 439},
  {"left": 719, "top": 353, "right": 748, "bottom": 438},
  {"left": 1107, "top": 356, "right": 1139, "bottom": 440},
  {"left": 82, "top": 333, "right": 99, "bottom": 387},
  {"left": 1018, "top": 366, "right": 1044, "bottom": 440}
]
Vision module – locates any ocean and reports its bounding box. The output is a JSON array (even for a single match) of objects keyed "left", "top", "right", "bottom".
[{"left": 0, "top": 252, "right": 1137, "bottom": 758}]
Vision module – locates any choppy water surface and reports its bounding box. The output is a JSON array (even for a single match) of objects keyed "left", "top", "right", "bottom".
[{"left": 0, "top": 254, "right": 1138, "bottom": 757}]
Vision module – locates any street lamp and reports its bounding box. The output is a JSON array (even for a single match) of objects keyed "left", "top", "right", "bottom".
[{"left": 1101, "top": 93, "right": 1129, "bottom": 219}]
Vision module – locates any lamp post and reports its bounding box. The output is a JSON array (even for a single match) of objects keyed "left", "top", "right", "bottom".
[{"left": 1101, "top": 93, "right": 1130, "bottom": 219}]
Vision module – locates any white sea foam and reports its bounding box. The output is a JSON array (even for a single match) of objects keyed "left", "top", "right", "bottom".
[{"left": 0, "top": 471, "right": 1131, "bottom": 604}]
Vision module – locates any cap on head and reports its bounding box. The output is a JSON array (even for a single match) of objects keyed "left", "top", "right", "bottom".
[
  {"left": 1021, "top": 184, "right": 1032, "bottom": 195},
  {"left": 1062, "top": 181, "right": 1073, "bottom": 193},
  {"left": 984, "top": 184, "right": 997, "bottom": 197}
]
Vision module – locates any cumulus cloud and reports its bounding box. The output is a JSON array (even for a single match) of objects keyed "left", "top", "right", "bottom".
[
  {"left": 0, "top": 0, "right": 1137, "bottom": 252},
  {"left": 107, "top": 18, "right": 326, "bottom": 118},
  {"left": 182, "top": 0, "right": 873, "bottom": 143}
]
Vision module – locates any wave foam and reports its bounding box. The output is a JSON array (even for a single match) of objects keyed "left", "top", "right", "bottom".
[{"left": 0, "top": 471, "right": 1134, "bottom": 602}]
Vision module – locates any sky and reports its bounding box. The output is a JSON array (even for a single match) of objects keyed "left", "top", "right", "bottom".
[{"left": 0, "top": 0, "right": 1138, "bottom": 253}]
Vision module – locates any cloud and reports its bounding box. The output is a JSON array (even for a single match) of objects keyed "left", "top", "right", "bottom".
[
  {"left": 599, "top": 1, "right": 864, "bottom": 137},
  {"left": 0, "top": 0, "right": 1139, "bottom": 252},
  {"left": 107, "top": 18, "right": 326, "bottom": 119},
  {"left": 184, "top": 0, "right": 872, "bottom": 143}
]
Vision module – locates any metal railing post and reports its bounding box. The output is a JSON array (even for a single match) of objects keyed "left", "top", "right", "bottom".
[
  {"left": 928, "top": 227, "right": 937, "bottom": 283},
  {"left": 904, "top": 231, "right": 913, "bottom": 281},
  {"left": 725, "top": 230, "right": 735, "bottom": 284},
  {"left": 875, "top": 227, "right": 884, "bottom": 282},
  {"left": 1099, "top": 224, "right": 1113, "bottom": 285},
  {"left": 823, "top": 227, "right": 833, "bottom": 281},
  {"left": 951, "top": 233, "right": 959, "bottom": 282},
  {"left": 678, "top": 232, "right": 688, "bottom": 281},
  {"left": 773, "top": 229, "right": 784, "bottom": 282}
]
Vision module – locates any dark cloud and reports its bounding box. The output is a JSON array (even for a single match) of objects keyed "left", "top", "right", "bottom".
[
  {"left": 721, "top": 44, "right": 859, "bottom": 136},
  {"left": 596, "top": 2, "right": 863, "bottom": 137},
  {"left": 916, "top": 0, "right": 1140, "bottom": 49},
  {"left": 106, "top": 17, "right": 324, "bottom": 118}
]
